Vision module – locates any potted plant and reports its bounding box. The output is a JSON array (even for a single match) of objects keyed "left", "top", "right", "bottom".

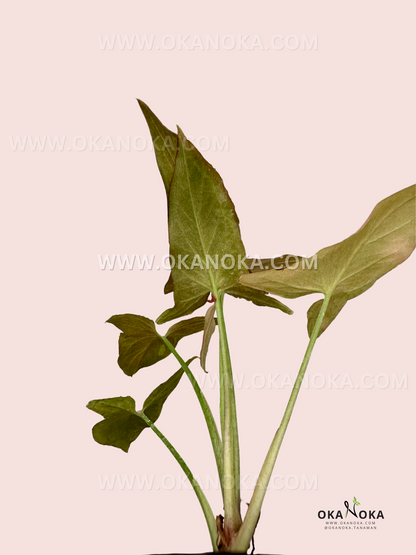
[{"left": 87, "top": 100, "right": 415, "bottom": 553}]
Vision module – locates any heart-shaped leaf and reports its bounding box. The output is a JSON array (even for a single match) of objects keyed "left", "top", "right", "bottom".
[
  {"left": 87, "top": 363, "right": 192, "bottom": 452},
  {"left": 240, "top": 185, "right": 415, "bottom": 336},
  {"left": 138, "top": 100, "right": 293, "bottom": 321},
  {"left": 107, "top": 314, "right": 207, "bottom": 376}
]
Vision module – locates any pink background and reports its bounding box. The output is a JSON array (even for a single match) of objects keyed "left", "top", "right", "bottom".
[{"left": 1, "top": 1, "right": 415, "bottom": 554}]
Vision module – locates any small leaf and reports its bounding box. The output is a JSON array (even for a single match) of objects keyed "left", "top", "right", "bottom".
[
  {"left": 156, "top": 293, "right": 210, "bottom": 325},
  {"left": 240, "top": 186, "right": 416, "bottom": 336},
  {"left": 87, "top": 396, "right": 146, "bottom": 452},
  {"left": 87, "top": 364, "right": 192, "bottom": 452},
  {"left": 142, "top": 363, "right": 192, "bottom": 422},
  {"left": 166, "top": 316, "right": 212, "bottom": 345},
  {"left": 226, "top": 284, "right": 293, "bottom": 315},
  {"left": 107, "top": 314, "right": 206, "bottom": 376},
  {"left": 107, "top": 314, "right": 163, "bottom": 376},
  {"left": 200, "top": 303, "right": 217, "bottom": 371},
  {"left": 226, "top": 256, "right": 295, "bottom": 314}
]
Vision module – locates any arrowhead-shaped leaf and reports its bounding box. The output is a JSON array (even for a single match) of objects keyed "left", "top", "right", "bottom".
[
  {"left": 138, "top": 101, "right": 294, "bottom": 322},
  {"left": 240, "top": 185, "right": 415, "bottom": 336},
  {"left": 87, "top": 396, "right": 145, "bottom": 452},
  {"left": 166, "top": 126, "right": 246, "bottom": 308},
  {"left": 107, "top": 314, "right": 206, "bottom": 376},
  {"left": 138, "top": 101, "right": 218, "bottom": 319},
  {"left": 87, "top": 364, "right": 192, "bottom": 452}
]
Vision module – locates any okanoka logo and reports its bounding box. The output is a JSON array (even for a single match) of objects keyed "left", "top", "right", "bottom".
[
  {"left": 344, "top": 496, "right": 361, "bottom": 518},
  {"left": 318, "top": 497, "right": 385, "bottom": 521}
]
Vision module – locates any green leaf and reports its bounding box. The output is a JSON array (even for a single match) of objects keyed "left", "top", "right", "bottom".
[
  {"left": 240, "top": 186, "right": 416, "bottom": 336},
  {"left": 138, "top": 100, "right": 294, "bottom": 321},
  {"left": 166, "top": 316, "right": 214, "bottom": 345},
  {"left": 157, "top": 293, "right": 210, "bottom": 325},
  {"left": 87, "top": 364, "right": 191, "bottom": 452},
  {"left": 142, "top": 364, "right": 189, "bottom": 422},
  {"left": 138, "top": 101, "right": 211, "bottom": 317},
  {"left": 226, "top": 283, "right": 293, "bottom": 315},
  {"left": 107, "top": 314, "right": 206, "bottom": 376},
  {"left": 200, "top": 303, "right": 217, "bottom": 371},
  {"left": 107, "top": 314, "right": 161, "bottom": 376},
  {"left": 166, "top": 127, "right": 246, "bottom": 314},
  {"left": 87, "top": 396, "right": 145, "bottom": 452}
]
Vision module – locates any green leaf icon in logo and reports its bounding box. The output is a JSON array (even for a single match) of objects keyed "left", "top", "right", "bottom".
[{"left": 346, "top": 497, "right": 361, "bottom": 517}]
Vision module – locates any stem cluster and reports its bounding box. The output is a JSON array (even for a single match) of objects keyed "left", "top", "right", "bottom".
[{"left": 146, "top": 293, "right": 331, "bottom": 552}]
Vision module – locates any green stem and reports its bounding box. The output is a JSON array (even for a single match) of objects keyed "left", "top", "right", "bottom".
[
  {"left": 161, "top": 337, "right": 224, "bottom": 493},
  {"left": 232, "top": 294, "right": 331, "bottom": 552},
  {"left": 139, "top": 412, "right": 218, "bottom": 551},
  {"left": 215, "top": 292, "right": 242, "bottom": 534}
]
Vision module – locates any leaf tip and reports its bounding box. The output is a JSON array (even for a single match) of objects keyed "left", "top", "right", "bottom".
[
  {"left": 136, "top": 98, "right": 148, "bottom": 111},
  {"left": 176, "top": 125, "right": 185, "bottom": 140},
  {"left": 155, "top": 314, "right": 165, "bottom": 325}
]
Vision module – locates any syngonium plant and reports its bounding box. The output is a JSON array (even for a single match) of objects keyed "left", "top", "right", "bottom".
[{"left": 87, "top": 100, "right": 415, "bottom": 553}]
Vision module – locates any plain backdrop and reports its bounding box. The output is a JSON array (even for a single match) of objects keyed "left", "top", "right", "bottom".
[{"left": 1, "top": 1, "right": 415, "bottom": 554}]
